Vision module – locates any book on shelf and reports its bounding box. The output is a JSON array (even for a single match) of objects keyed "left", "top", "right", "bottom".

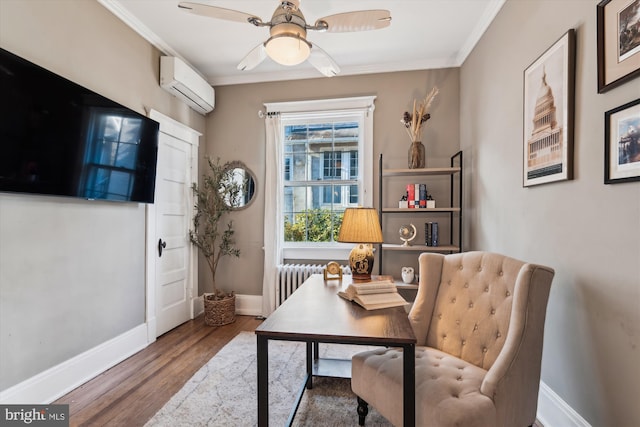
[
  {"left": 425, "top": 222, "right": 439, "bottom": 246},
  {"left": 418, "top": 184, "right": 427, "bottom": 208},
  {"left": 338, "top": 279, "right": 409, "bottom": 310},
  {"left": 405, "top": 183, "right": 432, "bottom": 209},
  {"left": 406, "top": 184, "right": 415, "bottom": 209}
]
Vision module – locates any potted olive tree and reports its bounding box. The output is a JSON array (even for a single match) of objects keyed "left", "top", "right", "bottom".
[{"left": 189, "top": 157, "right": 243, "bottom": 326}]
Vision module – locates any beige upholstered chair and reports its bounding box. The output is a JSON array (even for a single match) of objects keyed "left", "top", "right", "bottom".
[{"left": 351, "top": 251, "right": 554, "bottom": 427}]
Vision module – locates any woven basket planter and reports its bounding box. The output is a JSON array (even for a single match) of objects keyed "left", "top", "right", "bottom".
[{"left": 204, "top": 293, "right": 236, "bottom": 326}]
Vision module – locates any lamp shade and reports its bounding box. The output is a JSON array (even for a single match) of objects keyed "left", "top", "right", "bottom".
[
  {"left": 265, "top": 23, "right": 311, "bottom": 66},
  {"left": 337, "top": 208, "right": 383, "bottom": 244}
]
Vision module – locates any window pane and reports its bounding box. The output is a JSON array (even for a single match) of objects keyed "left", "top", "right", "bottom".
[
  {"left": 350, "top": 150, "right": 358, "bottom": 179},
  {"left": 281, "top": 115, "right": 363, "bottom": 245},
  {"left": 349, "top": 184, "right": 358, "bottom": 204},
  {"left": 283, "top": 208, "right": 345, "bottom": 242},
  {"left": 290, "top": 149, "right": 308, "bottom": 181},
  {"left": 284, "top": 157, "right": 291, "bottom": 181},
  {"left": 320, "top": 184, "right": 341, "bottom": 205},
  {"left": 283, "top": 186, "right": 309, "bottom": 214}
]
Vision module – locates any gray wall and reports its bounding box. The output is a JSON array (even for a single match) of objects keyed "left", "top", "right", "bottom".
[
  {"left": 3, "top": 1, "right": 638, "bottom": 425},
  {"left": 205, "top": 69, "right": 460, "bottom": 295},
  {"left": 0, "top": 0, "right": 204, "bottom": 390},
  {"left": 460, "top": 1, "right": 639, "bottom": 426}
]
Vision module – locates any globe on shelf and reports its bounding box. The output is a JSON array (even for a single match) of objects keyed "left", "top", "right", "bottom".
[{"left": 399, "top": 224, "right": 417, "bottom": 246}]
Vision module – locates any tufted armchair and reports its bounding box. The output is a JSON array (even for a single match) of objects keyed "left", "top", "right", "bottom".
[{"left": 351, "top": 251, "right": 554, "bottom": 427}]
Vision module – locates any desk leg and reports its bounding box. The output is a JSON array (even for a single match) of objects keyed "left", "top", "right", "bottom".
[
  {"left": 403, "top": 344, "right": 415, "bottom": 427},
  {"left": 306, "top": 341, "right": 313, "bottom": 389},
  {"left": 257, "top": 335, "right": 269, "bottom": 427}
]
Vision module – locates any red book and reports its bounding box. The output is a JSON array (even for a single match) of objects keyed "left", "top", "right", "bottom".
[{"left": 406, "top": 184, "right": 415, "bottom": 208}]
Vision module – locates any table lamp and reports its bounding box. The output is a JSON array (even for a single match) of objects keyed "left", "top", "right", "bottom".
[{"left": 337, "top": 207, "right": 384, "bottom": 280}]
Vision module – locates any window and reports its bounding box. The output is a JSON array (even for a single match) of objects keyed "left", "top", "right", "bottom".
[{"left": 266, "top": 96, "right": 375, "bottom": 260}]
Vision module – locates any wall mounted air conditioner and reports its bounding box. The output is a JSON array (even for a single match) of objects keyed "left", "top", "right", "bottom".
[{"left": 160, "top": 56, "right": 215, "bottom": 115}]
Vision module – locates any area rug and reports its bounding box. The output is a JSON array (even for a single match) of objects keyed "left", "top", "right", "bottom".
[{"left": 145, "top": 331, "right": 391, "bottom": 426}]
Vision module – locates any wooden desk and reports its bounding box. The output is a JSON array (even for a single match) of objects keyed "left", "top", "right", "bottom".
[{"left": 255, "top": 274, "right": 416, "bottom": 426}]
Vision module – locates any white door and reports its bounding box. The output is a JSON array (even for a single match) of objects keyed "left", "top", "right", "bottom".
[{"left": 148, "top": 111, "right": 199, "bottom": 338}]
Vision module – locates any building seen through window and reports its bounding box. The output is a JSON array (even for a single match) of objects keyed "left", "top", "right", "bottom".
[{"left": 283, "top": 120, "right": 360, "bottom": 243}]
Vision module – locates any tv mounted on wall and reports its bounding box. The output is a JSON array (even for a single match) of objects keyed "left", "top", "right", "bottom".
[{"left": 0, "top": 47, "right": 159, "bottom": 203}]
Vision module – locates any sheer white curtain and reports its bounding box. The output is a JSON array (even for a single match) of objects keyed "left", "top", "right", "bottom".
[{"left": 261, "top": 112, "right": 283, "bottom": 317}]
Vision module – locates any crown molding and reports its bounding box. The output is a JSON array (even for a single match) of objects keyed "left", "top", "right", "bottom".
[
  {"left": 96, "top": 0, "right": 206, "bottom": 80},
  {"left": 456, "top": 0, "right": 506, "bottom": 65},
  {"left": 209, "top": 57, "right": 460, "bottom": 86}
]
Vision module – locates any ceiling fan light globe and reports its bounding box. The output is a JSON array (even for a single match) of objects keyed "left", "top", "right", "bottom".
[{"left": 265, "top": 34, "right": 310, "bottom": 66}]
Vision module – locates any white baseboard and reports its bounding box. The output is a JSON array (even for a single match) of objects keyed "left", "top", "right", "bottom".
[
  {"left": 235, "top": 294, "right": 262, "bottom": 316},
  {"left": 537, "top": 380, "right": 591, "bottom": 427},
  {"left": 0, "top": 324, "right": 148, "bottom": 404},
  {"left": 146, "top": 316, "right": 157, "bottom": 344},
  {"left": 193, "top": 293, "right": 263, "bottom": 318},
  {"left": 193, "top": 295, "right": 204, "bottom": 317}
]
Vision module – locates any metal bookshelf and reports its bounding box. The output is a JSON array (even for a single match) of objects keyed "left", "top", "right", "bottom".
[{"left": 377, "top": 151, "right": 463, "bottom": 275}]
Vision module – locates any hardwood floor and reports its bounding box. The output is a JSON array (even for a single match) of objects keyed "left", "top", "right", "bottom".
[
  {"left": 54, "top": 315, "right": 263, "bottom": 427},
  {"left": 54, "top": 314, "right": 544, "bottom": 427}
]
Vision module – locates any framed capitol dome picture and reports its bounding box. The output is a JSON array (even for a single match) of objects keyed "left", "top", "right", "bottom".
[{"left": 523, "top": 29, "right": 576, "bottom": 187}]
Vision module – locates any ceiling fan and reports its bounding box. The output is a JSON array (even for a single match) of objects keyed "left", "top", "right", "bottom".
[{"left": 177, "top": 1, "right": 391, "bottom": 77}]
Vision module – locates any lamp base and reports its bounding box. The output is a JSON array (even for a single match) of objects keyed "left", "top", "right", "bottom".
[{"left": 349, "top": 243, "right": 375, "bottom": 281}]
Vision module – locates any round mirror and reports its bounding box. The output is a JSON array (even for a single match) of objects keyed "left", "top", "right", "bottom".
[{"left": 222, "top": 161, "right": 256, "bottom": 210}]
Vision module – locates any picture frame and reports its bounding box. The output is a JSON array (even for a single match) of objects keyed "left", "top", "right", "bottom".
[
  {"left": 597, "top": 0, "right": 640, "bottom": 93},
  {"left": 604, "top": 98, "right": 640, "bottom": 184},
  {"left": 523, "top": 29, "right": 576, "bottom": 187}
]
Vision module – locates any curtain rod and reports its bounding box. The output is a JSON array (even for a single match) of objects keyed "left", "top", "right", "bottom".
[
  {"left": 258, "top": 104, "right": 374, "bottom": 118},
  {"left": 257, "top": 110, "right": 280, "bottom": 118}
]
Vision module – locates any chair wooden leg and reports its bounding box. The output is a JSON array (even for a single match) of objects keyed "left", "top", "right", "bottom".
[{"left": 357, "top": 396, "right": 369, "bottom": 426}]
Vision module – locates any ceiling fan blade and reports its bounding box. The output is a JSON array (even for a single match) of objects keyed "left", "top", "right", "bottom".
[
  {"left": 308, "top": 44, "right": 340, "bottom": 77},
  {"left": 316, "top": 10, "right": 391, "bottom": 33},
  {"left": 178, "top": 2, "right": 259, "bottom": 24},
  {"left": 237, "top": 43, "right": 267, "bottom": 71}
]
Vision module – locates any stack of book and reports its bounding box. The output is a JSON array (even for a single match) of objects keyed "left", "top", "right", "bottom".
[
  {"left": 425, "top": 222, "right": 439, "bottom": 246},
  {"left": 338, "top": 279, "right": 408, "bottom": 310},
  {"left": 407, "top": 183, "right": 427, "bottom": 208},
  {"left": 399, "top": 184, "right": 435, "bottom": 209}
]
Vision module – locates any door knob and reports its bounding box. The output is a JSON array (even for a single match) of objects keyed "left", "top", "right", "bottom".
[{"left": 158, "top": 238, "right": 167, "bottom": 257}]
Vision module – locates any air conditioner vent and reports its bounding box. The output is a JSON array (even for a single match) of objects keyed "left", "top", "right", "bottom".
[{"left": 160, "top": 56, "right": 214, "bottom": 114}]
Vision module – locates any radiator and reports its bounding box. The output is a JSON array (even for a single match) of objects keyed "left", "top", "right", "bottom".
[{"left": 276, "top": 263, "right": 351, "bottom": 307}]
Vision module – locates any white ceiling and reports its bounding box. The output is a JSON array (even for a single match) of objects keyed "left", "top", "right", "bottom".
[{"left": 99, "top": 0, "right": 505, "bottom": 86}]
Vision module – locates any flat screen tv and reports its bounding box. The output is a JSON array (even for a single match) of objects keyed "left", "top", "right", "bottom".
[{"left": 0, "top": 47, "right": 159, "bottom": 203}]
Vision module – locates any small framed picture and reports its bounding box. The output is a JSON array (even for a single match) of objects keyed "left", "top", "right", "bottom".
[
  {"left": 597, "top": 0, "right": 640, "bottom": 93},
  {"left": 605, "top": 98, "right": 640, "bottom": 184},
  {"left": 523, "top": 29, "right": 576, "bottom": 187}
]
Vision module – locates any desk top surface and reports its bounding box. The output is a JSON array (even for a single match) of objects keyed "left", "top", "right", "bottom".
[{"left": 256, "top": 274, "right": 416, "bottom": 345}]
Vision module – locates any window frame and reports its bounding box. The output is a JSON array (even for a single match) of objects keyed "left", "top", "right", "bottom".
[{"left": 265, "top": 96, "right": 376, "bottom": 261}]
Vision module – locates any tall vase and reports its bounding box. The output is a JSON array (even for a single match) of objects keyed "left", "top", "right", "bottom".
[{"left": 408, "top": 141, "right": 425, "bottom": 169}]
